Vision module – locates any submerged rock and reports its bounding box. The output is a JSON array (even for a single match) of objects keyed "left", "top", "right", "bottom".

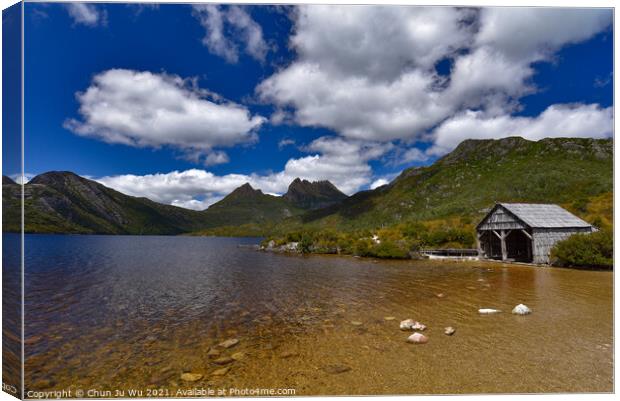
[
  {"left": 406, "top": 332, "right": 429, "bottom": 344},
  {"left": 207, "top": 348, "right": 221, "bottom": 357},
  {"left": 512, "top": 304, "right": 532, "bottom": 315},
  {"left": 435, "top": 293, "right": 445, "bottom": 298},
  {"left": 213, "top": 357, "right": 234, "bottom": 365},
  {"left": 31, "top": 379, "right": 56, "bottom": 389},
  {"left": 149, "top": 371, "right": 175, "bottom": 385},
  {"left": 180, "top": 373, "right": 203, "bottom": 382},
  {"left": 384, "top": 316, "right": 396, "bottom": 321},
  {"left": 478, "top": 308, "right": 501, "bottom": 314},
  {"left": 218, "top": 338, "right": 239, "bottom": 349},
  {"left": 211, "top": 367, "right": 231, "bottom": 376},
  {"left": 231, "top": 352, "right": 245, "bottom": 361},
  {"left": 444, "top": 327, "right": 456, "bottom": 336},
  {"left": 321, "top": 364, "right": 352, "bottom": 374},
  {"left": 351, "top": 321, "right": 363, "bottom": 326},
  {"left": 279, "top": 351, "right": 299, "bottom": 359}
]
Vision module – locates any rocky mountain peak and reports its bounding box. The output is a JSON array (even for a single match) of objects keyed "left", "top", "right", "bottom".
[
  {"left": 283, "top": 178, "right": 347, "bottom": 209},
  {"left": 226, "top": 183, "right": 264, "bottom": 199},
  {"left": 3, "top": 175, "right": 17, "bottom": 185}
]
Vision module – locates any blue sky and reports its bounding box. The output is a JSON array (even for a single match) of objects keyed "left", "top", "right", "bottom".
[{"left": 8, "top": 3, "right": 615, "bottom": 209}]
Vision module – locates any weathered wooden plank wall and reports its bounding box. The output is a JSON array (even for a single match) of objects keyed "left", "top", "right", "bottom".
[
  {"left": 531, "top": 227, "right": 593, "bottom": 264},
  {"left": 478, "top": 208, "right": 526, "bottom": 231}
]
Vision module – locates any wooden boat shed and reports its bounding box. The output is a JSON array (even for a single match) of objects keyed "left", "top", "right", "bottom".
[{"left": 476, "top": 203, "right": 595, "bottom": 264}]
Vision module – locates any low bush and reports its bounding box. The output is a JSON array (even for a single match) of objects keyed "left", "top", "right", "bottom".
[{"left": 550, "top": 230, "right": 613, "bottom": 269}]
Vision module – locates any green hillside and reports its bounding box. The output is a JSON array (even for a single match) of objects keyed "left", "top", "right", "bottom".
[
  {"left": 192, "top": 183, "right": 304, "bottom": 235},
  {"left": 278, "top": 137, "right": 612, "bottom": 232},
  {"left": 2, "top": 171, "right": 213, "bottom": 234}
]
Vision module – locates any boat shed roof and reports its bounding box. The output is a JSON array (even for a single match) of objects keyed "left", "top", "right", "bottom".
[
  {"left": 498, "top": 203, "right": 591, "bottom": 229},
  {"left": 477, "top": 203, "right": 593, "bottom": 230}
]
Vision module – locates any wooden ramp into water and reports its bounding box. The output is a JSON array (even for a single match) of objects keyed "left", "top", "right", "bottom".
[{"left": 420, "top": 248, "right": 480, "bottom": 260}]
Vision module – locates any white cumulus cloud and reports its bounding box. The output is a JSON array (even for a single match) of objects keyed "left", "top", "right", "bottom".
[
  {"left": 427, "top": 103, "right": 613, "bottom": 156},
  {"left": 65, "top": 3, "right": 106, "bottom": 27},
  {"left": 192, "top": 4, "right": 268, "bottom": 63},
  {"left": 257, "top": 5, "right": 612, "bottom": 148},
  {"left": 370, "top": 178, "right": 390, "bottom": 190},
  {"left": 97, "top": 136, "right": 392, "bottom": 210},
  {"left": 476, "top": 7, "right": 612, "bottom": 62},
  {"left": 203, "top": 151, "right": 230, "bottom": 166},
  {"left": 64, "top": 69, "right": 265, "bottom": 161}
]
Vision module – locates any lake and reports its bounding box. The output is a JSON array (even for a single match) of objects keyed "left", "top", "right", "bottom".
[{"left": 4, "top": 234, "right": 614, "bottom": 395}]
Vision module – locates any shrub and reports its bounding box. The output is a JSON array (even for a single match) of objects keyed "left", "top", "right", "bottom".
[
  {"left": 372, "top": 239, "right": 411, "bottom": 259},
  {"left": 550, "top": 230, "right": 613, "bottom": 269},
  {"left": 352, "top": 238, "right": 373, "bottom": 257},
  {"left": 421, "top": 227, "right": 475, "bottom": 248},
  {"left": 298, "top": 233, "right": 314, "bottom": 254}
]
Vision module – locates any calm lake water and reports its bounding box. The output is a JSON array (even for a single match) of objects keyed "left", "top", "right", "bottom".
[{"left": 5, "top": 234, "right": 614, "bottom": 395}]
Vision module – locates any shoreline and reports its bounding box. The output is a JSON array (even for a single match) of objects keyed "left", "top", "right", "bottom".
[{"left": 256, "top": 242, "right": 614, "bottom": 271}]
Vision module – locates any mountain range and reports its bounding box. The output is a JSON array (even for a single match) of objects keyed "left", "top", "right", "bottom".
[
  {"left": 287, "top": 136, "right": 613, "bottom": 231},
  {"left": 2, "top": 170, "right": 347, "bottom": 234},
  {"left": 2, "top": 136, "right": 613, "bottom": 235}
]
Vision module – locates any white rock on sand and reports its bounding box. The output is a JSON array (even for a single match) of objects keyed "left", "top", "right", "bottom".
[
  {"left": 411, "top": 321, "right": 426, "bottom": 331},
  {"left": 400, "top": 319, "right": 426, "bottom": 331},
  {"left": 400, "top": 319, "right": 415, "bottom": 330},
  {"left": 512, "top": 304, "right": 532, "bottom": 315},
  {"left": 444, "top": 327, "right": 456, "bottom": 336},
  {"left": 478, "top": 308, "right": 501, "bottom": 314},
  {"left": 406, "top": 332, "right": 429, "bottom": 344}
]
